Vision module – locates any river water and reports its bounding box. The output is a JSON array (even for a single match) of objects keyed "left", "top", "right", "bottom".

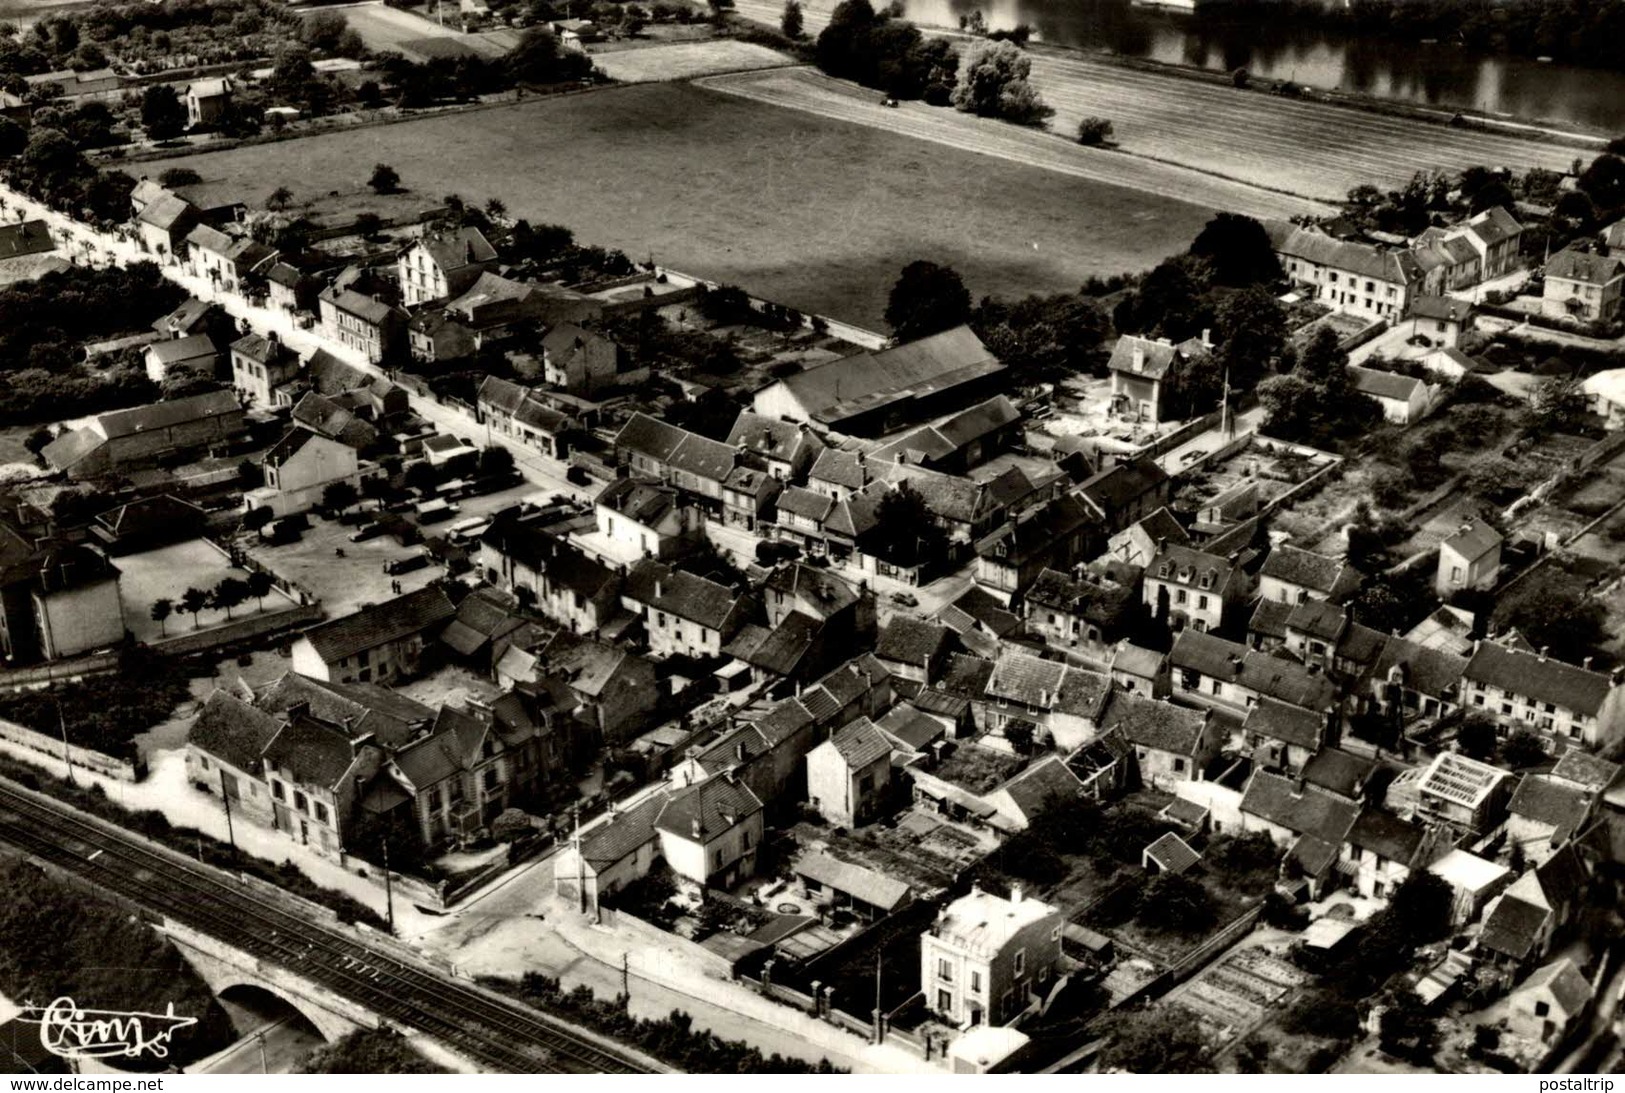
[{"left": 896, "top": 0, "right": 1625, "bottom": 131}]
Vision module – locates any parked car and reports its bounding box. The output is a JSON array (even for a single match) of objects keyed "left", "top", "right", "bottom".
[
  {"left": 349, "top": 520, "right": 388, "bottom": 543},
  {"left": 384, "top": 553, "right": 431, "bottom": 576},
  {"left": 890, "top": 591, "right": 919, "bottom": 607},
  {"left": 415, "top": 498, "right": 461, "bottom": 525}
]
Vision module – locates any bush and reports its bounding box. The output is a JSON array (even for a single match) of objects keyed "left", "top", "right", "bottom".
[
  {"left": 1281, "top": 989, "right": 1360, "bottom": 1040},
  {"left": 1135, "top": 872, "right": 1217, "bottom": 935},
  {"left": 0, "top": 657, "right": 193, "bottom": 761},
  {"left": 1076, "top": 116, "right": 1113, "bottom": 145}
]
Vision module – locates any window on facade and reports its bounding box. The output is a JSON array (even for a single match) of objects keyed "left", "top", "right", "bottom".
[
  {"left": 272, "top": 780, "right": 285, "bottom": 801},
  {"left": 1013, "top": 949, "right": 1026, "bottom": 976},
  {"left": 1502, "top": 703, "right": 1513, "bottom": 716},
  {"left": 1535, "top": 1001, "right": 1549, "bottom": 1017},
  {"left": 483, "top": 769, "right": 499, "bottom": 793},
  {"left": 294, "top": 791, "right": 308, "bottom": 813},
  {"left": 939, "top": 959, "right": 953, "bottom": 982},
  {"left": 1198, "top": 595, "right": 1209, "bottom": 610},
  {"left": 1174, "top": 758, "right": 1186, "bottom": 773},
  {"left": 1210, "top": 680, "right": 1221, "bottom": 695},
  {"left": 1451, "top": 565, "right": 1463, "bottom": 581},
  {"left": 314, "top": 802, "right": 329, "bottom": 824},
  {"left": 938, "top": 990, "right": 953, "bottom": 1013},
  {"left": 712, "top": 849, "right": 723, "bottom": 869},
  {"left": 1176, "top": 589, "right": 1187, "bottom": 605}
]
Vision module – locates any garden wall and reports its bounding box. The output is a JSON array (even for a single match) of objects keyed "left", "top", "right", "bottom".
[
  {"left": 151, "top": 602, "right": 322, "bottom": 657},
  {"left": 0, "top": 715, "right": 141, "bottom": 782},
  {"left": 0, "top": 652, "right": 121, "bottom": 691},
  {"left": 655, "top": 267, "right": 888, "bottom": 350}
]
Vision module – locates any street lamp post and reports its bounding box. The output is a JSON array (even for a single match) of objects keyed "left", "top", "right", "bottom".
[{"left": 52, "top": 696, "right": 75, "bottom": 785}]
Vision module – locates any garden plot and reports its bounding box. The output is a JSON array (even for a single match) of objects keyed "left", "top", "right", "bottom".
[{"left": 1168, "top": 946, "right": 1307, "bottom": 1042}]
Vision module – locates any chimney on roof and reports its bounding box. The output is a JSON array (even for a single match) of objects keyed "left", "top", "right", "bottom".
[
  {"left": 736, "top": 741, "right": 747, "bottom": 762},
  {"left": 691, "top": 816, "right": 703, "bottom": 839},
  {"left": 1292, "top": 777, "right": 1306, "bottom": 798},
  {"left": 1584, "top": 656, "right": 1595, "bottom": 670},
  {"left": 1201, "top": 328, "right": 1212, "bottom": 349},
  {"left": 1539, "top": 646, "right": 1550, "bottom": 662},
  {"left": 654, "top": 579, "right": 664, "bottom": 600},
  {"left": 1010, "top": 884, "right": 1023, "bottom": 904}
]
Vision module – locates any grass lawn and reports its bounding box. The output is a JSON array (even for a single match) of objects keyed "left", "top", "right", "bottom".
[{"left": 136, "top": 82, "right": 1213, "bottom": 329}]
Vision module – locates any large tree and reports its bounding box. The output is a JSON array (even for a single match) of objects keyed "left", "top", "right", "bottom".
[
  {"left": 951, "top": 39, "right": 1052, "bottom": 126},
  {"left": 868, "top": 480, "right": 946, "bottom": 567},
  {"left": 971, "top": 291, "right": 1107, "bottom": 377},
  {"left": 1213, "top": 285, "right": 1287, "bottom": 389},
  {"left": 140, "top": 84, "right": 185, "bottom": 141},
  {"left": 1188, "top": 212, "right": 1281, "bottom": 287},
  {"left": 885, "top": 260, "right": 970, "bottom": 341}
]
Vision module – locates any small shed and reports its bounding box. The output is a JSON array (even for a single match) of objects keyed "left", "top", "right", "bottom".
[
  {"left": 1142, "top": 831, "right": 1201, "bottom": 875},
  {"left": 1062, "top": 922, "right": 1115, "bottom": 963}
]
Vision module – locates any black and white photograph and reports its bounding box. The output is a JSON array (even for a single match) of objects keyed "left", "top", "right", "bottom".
[{"left": 0, "top": 0, "right": 1623, "bottom": 1077}]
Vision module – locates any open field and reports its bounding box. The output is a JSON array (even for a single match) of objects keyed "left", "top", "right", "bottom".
[
  {"left": 699, "top": 68, "right": 1329, "bottom": 220},
  {"left": 319, "top": 1, "right": 516, "bottom": 60},
  {"left": 137, "top": 82, "right": 1220, "bottom": 328},
  {"left": 589, "top": 39, "right": 794, "bottom": 83},
  {"left": 730, "top": 0, "right": 1581, "bottom": 202}
]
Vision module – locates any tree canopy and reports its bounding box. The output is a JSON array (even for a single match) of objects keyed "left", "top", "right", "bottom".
[
  {"left": 885, "top": 260, "right": 970, "bottom": 341},
  {"left": 1100, "top": 1004, "right": 1214, "bottom": 1073},
  {"left": 951, "top": 39, "right": 1053, "bottom": 126},
  {"left": 815, "top": 0, "right": 958, "bottom": 101},
  {"left": 1189, "top": 213, "right": 1281, "bottom": 287}
]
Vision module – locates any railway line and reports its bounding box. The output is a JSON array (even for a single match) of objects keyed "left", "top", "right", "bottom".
[{"left": 0, "top": 777, "right": 659, "bottom": 1075}]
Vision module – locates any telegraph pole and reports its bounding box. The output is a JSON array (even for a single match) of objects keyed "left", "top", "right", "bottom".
[
  {"left": 55, "top": 698, "right": 75, "bottom": 785},
  {"left": 220, "top": 771, "right": 237, "bottom": 857},
  {"left": 382, "top": 836, "right": 395, "bottom": 932},
  {"left": 621, "top": 951, "right": 630, "bottom": 999}
]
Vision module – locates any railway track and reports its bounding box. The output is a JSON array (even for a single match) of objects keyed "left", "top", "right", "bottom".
[{"left": 0, "top": 778, "right": 658, "bottom": 1075}]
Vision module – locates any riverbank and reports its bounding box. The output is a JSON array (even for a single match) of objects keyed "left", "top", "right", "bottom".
[{"left": 1050, "top": 42, "right": 1611, "bottom": 152}]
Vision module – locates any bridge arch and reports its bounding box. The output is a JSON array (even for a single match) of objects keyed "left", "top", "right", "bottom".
[{"left": 207, "top": 977, "right": 357, "bottom": 1044}]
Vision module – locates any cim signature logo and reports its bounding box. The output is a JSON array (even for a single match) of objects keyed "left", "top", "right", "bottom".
[{"left": 17, "top": 997, "right": 198, "bottom": 1061}]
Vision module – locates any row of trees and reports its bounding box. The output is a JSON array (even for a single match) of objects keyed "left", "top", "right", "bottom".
[{"left": 150, "top": 571, "right": 277, "bottom": 634}]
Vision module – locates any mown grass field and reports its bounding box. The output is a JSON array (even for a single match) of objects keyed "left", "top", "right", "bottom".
[{"left": 138, "top": 82, "right": 1215, "bottom": 328}]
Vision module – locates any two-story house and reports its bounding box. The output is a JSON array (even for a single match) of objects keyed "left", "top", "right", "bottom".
[
  {"left": 1105, "top": 333, "right": 1213, "bottom": 424},
  {"left": 1340, "top": 807, "right": 1434, "bottom": 900},
  {"left": 1258, "top": 544, "right": 1361, "bottom": 605},
  {"left": 1144, "top": 543, "right": 1248, "bottom": 634},
  {"left": 1542, "top": 245, "right": 1623, "bottom": 324},
  {"left": 398, "top": 227, "right": 498, "bottom": 307},
  {"left": 1022, "top": 567, "right": 1138, "bottom": 665},
  {"left": 594, "top": 478, "right": 703, "bottom": 562},
  {"left": 319, "top": 286, "right": 407, "bottom": 365},
  {"left": 805, "top": 717, "right": 893, "bottom": 828},
  {"left": 973, "top": 494, "right": 1100, "bottom": 602},
  {"left": 1462, "top": 639, "right": 1625, "bottom": 753},
  {"left": 476, "top": 376, "right": 577, "bottom": 462},
  {"left": 1242, "top": 696, "right": 1330, "bottom": 774},
  {"left": 1099, "top": 690, "right": 1220, "bottom": 790},
  {"left": 260, "top": 704, "right": 383, "bottom": 857},
  {"left": 622, "top": 559, "right": 752, "bottom": 659},
  {"left": 654, "top": 774, "right": 764, "bottom": 891},
  {"left": 480, "top": 509, "right": 623, "bottom": 635},
  {"left": 921, "top": 885, "right": 1062, "bottom": 1028},
  {"left": 230, "top": 332, "right": 301, "bottom": 408},
  {"left": 290, "top": 585, "right": 456, "bottom": 685},
  {"left": 246, "top": 428, "right": 362, "bottom": 518},
  {"left": 725, "top": 411, "right": 825, "bottom": 482}
]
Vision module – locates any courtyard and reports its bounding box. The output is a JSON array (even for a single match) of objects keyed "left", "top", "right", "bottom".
[{"left": 118, "top": 539, "right": 302, "bottom": 643}]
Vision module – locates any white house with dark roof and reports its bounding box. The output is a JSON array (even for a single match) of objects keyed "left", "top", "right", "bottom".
[
  {"left": 1242, "top": 696, "right": 1328, "bottom": 774},
  {"left": 143, "top": 333, "right": 219, "bottom": 386},
  {"left": 1407, "top": 294, "right": 1474, "bottom": 349},
  {"left": 1542, "top": 245, "right": 1623, "bottom": 323},
  {"left": 1436, "top": 518, "right": 1502, "bottom": 598},
  {"left": 725, "top": 410, "right": 825, "bottom": 482},
  {"left": 1478, "top": 847, "right": 1590, "bottom": 969},
  {"left": 655, "top": 774, "right": 764, "bottom": 889},
  {"left": 1144, "top": 542, "right": 1247, "bottom": 633},
  {"left": 186, "top": 76, "right": 233, "bottom": 127},
  {"left": 980, "top": 651, "right": 1112, "bottom": 751},
  {"left": 921, "top": 885, "right": 1062, "bottom": 1028},
  {"left": 1267, "top": 221, "right": 1424, "bottom": 320},
  {"left": 398, "top": 227, "right": 498, "bottom": 307},
  {"left": 1105, "top": 332, "right": 1212, "bottom": 424},
  {"left": 477, "top": 376, "right": 576, "bottom": 461},
  {"left": 594, "top": 477, "right": 701, "bottom": 563},
  {"left": 290, "top": 586, "right": 456, "bottom": 685},
  {"left": 1169, "top": 629, "right": 1340, "bottom": 714},
  {"left": 1349, "top": 365, "right": 1435, "bottom": 425},
  {"left": 1462, "top": 639, "right": 1625, "bottom": 752},
  {"left": 231, "top": 332, "right": 301, "bottom": 408},
  {"left": 184, "top": 690, "right": 283, "bottom": 828},
  {"left": 1340, "top": 808, "right": 1433, "bottom": 900},
  {"left": 245, "top": 428, "right": 361, "bottom": 518},
  {"left": 1506, "top": 774, "right": 1599, "bottom": 865},
  {"left": 622, "top": 558, "right": 751, "bottom": 659},
  {"left": 1238, "top": 768, "right": 1361, "bottom": 897},
  {"left": 1259, "top": 543, "right": 1361, "bottom": 605},
  {"left": 1508, "top": 958, "right": 1593, "bottom": 1047},
  {"left": 806, "top": 717, "right": 892, "bottom": 828}
]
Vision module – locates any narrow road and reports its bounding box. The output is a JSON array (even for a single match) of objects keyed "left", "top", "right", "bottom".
[{"left": 0, "top": 183, "right": 595, "bottom": 504}]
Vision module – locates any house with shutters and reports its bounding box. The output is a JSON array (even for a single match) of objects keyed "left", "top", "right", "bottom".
[
  {"left": 978, "top": 651, "right": 1112, "bottom": 752},
  {"left": 398, "top": 227, "right": 499, "bottom": 307},
  {"left": 973, "top": 493, "right": 1099, "bottom": 601},
  {"left": 290, "top": 585, "right": 456, "bottom": 685},
  {"left": 477, "top": 376, "right": 577, "bottom": 462},
  {"left": 1242, "top": 697, "right": 1329, "bottom": 774},
  {"left": 1144, "top": 543, "right": 1248, "bottom": 634},
  {"left": 259, "top": 704, "right": 384, "bottom": 857},
  {"left": 1340, "top": 808, "right": 1434, "bottom": 900},
  {"left": 1542, "top": 245, "right": 1624, "bottom": 323},
  {"left": 1461, "top": 639, "right": 1625, "bottom": 752},
  {"left": 231, "top": 332, "right": 301, "bottom": 408},
  {"left": 1078, "top": 457, "right": 1171, "bottom": 534},
  {"left": 184, "top": 690, "right": 283, "bottom": 828},
  {"left": 614, "top": 413, "right": 738, "bottom": 516},
  {"left": 319, "top": 286, "right": 407, "bottom": 364},
  {"left": 920, "top": 885, "right": 1062, "bottom": 1028},
  {"left": 594, "top": 477, "right": 703, "bottom": 562},
  {"left": 622, "top": 559, "right": 752, "bottom": 659},
  {"left": 1266, "top": 221, "right": 1424, "bottom": 320}
]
